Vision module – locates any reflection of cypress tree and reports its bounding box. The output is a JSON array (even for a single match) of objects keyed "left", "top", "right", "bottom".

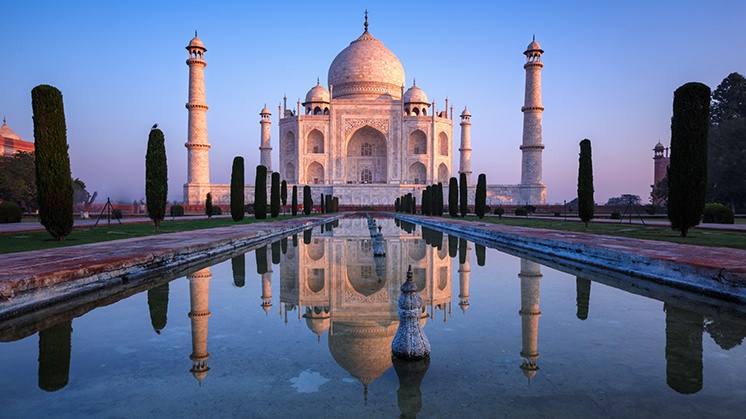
[
  {"left": 421, "top": 227, "right": 433, "bottom": 246},
  {"left": 664, "top": 303, "right": 703, "bottom": 394},
  {"left": 231, "top": 255, "right": 246, "bottom": 288},
  {"left": 333, "top": 219, "right": 339, "bottom": 228},
  {"left": 475, "top": 244, "right": 486, "bottom": 266},
  {"left": 448, "top": 235, "right": 458, "bottom": 258},
  {"left": 147, "top": 283, "right": 170, "bottom": 332},
  {"left": 705, "top": 317, "right": 746, "bottom": 350},
  {"left": 395, "top": 218, "right": 401, "bottom": 227},
  {"left": 458, "top": 238, "right": 467, "bottom": 264},
  {"left": 255, "top": 246, "right": 268, "bottom": 275},
  {"left": 325, "top": 221, "right": 333, "bottom": 232},
  {"left": 271, "top": 241, "right": 281, "bottom": 265},
  {"left": 434, "top": 230, "right": 443, "bottom": 251},
  {"left": 292, "top": 234, "right": 298, "bottom": 248},
  {"left": 393, "top": 357, "right": 430, "bottom": 419},
  {"left": 575, "top": 277, "right": 591, "bottom": 320},
  {"left": 281, "top": 237, "right": 288, "bottom": 255},
  {"left": 303, "top": 229, "right": 312, "bottom": 245},
  {"left": 38, "top": 320, "right": 72, "bottom": 392}
]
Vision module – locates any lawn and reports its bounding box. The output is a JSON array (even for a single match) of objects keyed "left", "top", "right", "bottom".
[
  {"left": 0, "top": 215, "right": 310, "bottom": 254},
  {"left": 457, "top": 216, "right": 746, "bottom": 250}
]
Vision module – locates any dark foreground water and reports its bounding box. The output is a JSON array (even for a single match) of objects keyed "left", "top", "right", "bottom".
[{"left": 1, "top": 217, "right": 745, "bottom": 418}]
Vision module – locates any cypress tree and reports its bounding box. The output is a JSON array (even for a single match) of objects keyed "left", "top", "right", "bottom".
[
  {"left": 333, "top": 196, "right": 339, "bottom": 212},
  {"left": 320, "top": 193, "right": 325, "bottom": 213},
  {"left": 281, "top": 180, "right": 287, "bottom": 206},
  {"left": 475, "top": 173, "right": 486, "bottom": 219},
  {"left": 449, "top": 177, "right": 458, "bottom": 217},
  {"left": 270, "top": 171, "right": 280, "bottom": 218},
  {"left": 411, "top": 196, "right": 417, "bottom": 214},
  {"left": 230, "top": 156, "right": 245, "bottom": 221},
  {"left": 205, "top": 192, "right": 214, "bottom": 218},
  {"left": 145, "top": 127, "right": 168, "bottom": 230},
  {"left": 254, "top": 165, "right": 267, "bottom": 219},
  {"left": 303, "top": 185, "right": 312, "bottom": 215},
  {"left": 459, "top": 173, "right": 468, "bottom": 217},
  {"left": 31, "top": 85, "right": 73, "bottom": 240},
  {"left": 669, "top": 82, "right": 711, "bottom": 237},
  {"left": 326, "top": 194, "right": 332, "bottom": 214},
  {"left": 436, "top": 182, "right": 444, "bottom": 216},
  {"left": 291, "top": 185, "right": 298, "bottom": 216},
  {"left": 577, "top": 139, "right": 594, "bottom": 227},
  {"left": 395, "top": 197, "right": 400, "bottom": 212},
  {"left": 422, "top": 187, "right": 429, "bottom": 215}
]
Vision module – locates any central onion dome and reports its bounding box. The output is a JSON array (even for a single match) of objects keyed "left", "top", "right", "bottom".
[{"left": 328, "top": 16, "right": 405, "bottom": 100}]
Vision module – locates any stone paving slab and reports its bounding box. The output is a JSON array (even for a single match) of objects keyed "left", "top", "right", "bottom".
[
  {"left": 395, "top": 214, "right": 746, "bottom": 302},
  {"left": 0, "top": 215, "right": 341, "bottom": 318}
]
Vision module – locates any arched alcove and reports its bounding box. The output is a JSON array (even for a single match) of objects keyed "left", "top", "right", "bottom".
[
  {"left": 437, "top": 163, "right": 449, "bottom": 184},
  {"left": 408, "top": 162, "right": 426, "bottom": 184},
  {"left": 307, "top": 161, "right": 324, "bottom": 184},
  {"left": 439, "top": 132, "right": 449, "bottom": 155},
  {"left": 409, "top": 130, "right": 427, "bottom": 155},
  {"left": 346, "top": 126, "right": 387, "bottom": 184},
  {"left": 307, "top": 129, "right": 324, "bottom": 154}
]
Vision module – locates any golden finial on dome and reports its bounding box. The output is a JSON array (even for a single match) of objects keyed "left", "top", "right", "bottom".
[{"left": 364, "top": 9, "right": 369, "bottom": 31}]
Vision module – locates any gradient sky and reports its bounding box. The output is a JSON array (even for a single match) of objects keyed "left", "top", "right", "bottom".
[{"left": 3, "top": 0, "right": 745, "bottom": 204}]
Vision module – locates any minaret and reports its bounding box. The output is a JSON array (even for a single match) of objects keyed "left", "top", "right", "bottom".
[
  {"left": 259, "top": 105, "right": 272, "bottom": 173},
  {"left": 652, "top": 142, "right": 669, "bottom": 185},
  {"left": 518, "top": 258, "right": 542, "bottom": 380},
  {"left": 184, "top": 32, "right": 211, "bottom": 205},
  {"left": 459, "top": 108, "right": 472, "bottom": 185},
  {"left": 458, "top": 244, "right": 471, "bottom": 313},
  {"left": 519, "top": 36, "right": 546, "bottom": 205},
  {"left": 188, "top": 267, "right": 212, "bottom": 383}
]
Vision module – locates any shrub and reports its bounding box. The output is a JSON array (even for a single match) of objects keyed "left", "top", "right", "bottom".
[
  {"left": 702, "top": 203, "right": 734, "bottom": 224},
  {"left": 0, "top": 201, "right": 23, "bottom": 223},
  {"left": 610, "top": 211, "right": 622, "bottom": 220},
  {"left": 524, "top": 204, "right": 537, "bottom": 214},
  {"left": 205, "top": 193, "right": 214, "bottom": 218},
  {"left": 170, "top": 205, "right": 184, "bottom": 217},
  {"left": 494, "top": 207, "right": 505, "bottom": 218},
  {"left": 644, "top": 204, "right": 657, "bottom": 215},
  {"left": 515, "top": 207, "right": 528, "bottom": 216},
  {"left": 553, "top": 211, "right": 561, "bottom": 217},
  {"left": 245, "top": 203, "right": 254, "bottom": 214},
  {"left": 32, "top": 84, "right": 73, "bottom": 240},
  {"left": 112, "top": 209, "right": 123, "bottom": 220},
  {"left": 212, "top": 206, "right": 222, "bottom": 216}
]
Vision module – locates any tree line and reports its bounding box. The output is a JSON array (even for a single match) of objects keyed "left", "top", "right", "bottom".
[{"left": 394, "top": 172, "right": 488, "bottom": 218}]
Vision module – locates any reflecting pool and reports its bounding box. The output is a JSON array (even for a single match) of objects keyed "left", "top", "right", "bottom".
[{"left": 1, "top": 217, "right": 745, "bottom": 417}]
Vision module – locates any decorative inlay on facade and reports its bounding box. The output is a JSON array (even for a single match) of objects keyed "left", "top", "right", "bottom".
[{"left": 344, "top": 118, "right": 389, "bottom": 135}]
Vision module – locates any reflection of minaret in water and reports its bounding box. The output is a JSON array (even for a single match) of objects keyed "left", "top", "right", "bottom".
[
  {"left": 261, "top": 268, "right": 273, "bottom": 314},
  {"left": 458, "top": 243, "right": 471, "bottom": 313},
  {"left": 664, "top": 303, "right": 703, "bottom": 394},
  {"left": 188, "top": 267, "right": 212, "bottom": 383},
  {"left": 38, "top": 320, "right": 73, "bottom": 392},
  {"left": 518, "top": 259, "right": 542, "bottom": 380}
]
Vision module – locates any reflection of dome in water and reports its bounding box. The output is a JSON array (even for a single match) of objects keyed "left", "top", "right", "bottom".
[
  {"left": 328, "top": 322, "right": 399, "bottom": 387},
  {"left": 305, "top": 306, "right": 331, "bottom": 336}
]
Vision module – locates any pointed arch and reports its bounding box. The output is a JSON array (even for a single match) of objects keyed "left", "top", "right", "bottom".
[
  {"left": 437, "top": 163, "right": 449, "bottom": 184},
  {"left": 346, "top": 125, "right": 387, "bottom": 184},
  {"left": 439, "top": 132, "right": 449, "bottom": 156},
  {"left": 307, "top": 161, "right": 324, "bottom": 184},
  {"left": 306, "top": 129, "right": 324, "bottom": 154},
  {"left": 409, "top": 130, "right": 427, "bottom": 155},
  {"left": 408, "top": 161, "right": 427, "bottom": 184},
  {"left": 285, "top": 162, "right": 296, "bottom": 183}
]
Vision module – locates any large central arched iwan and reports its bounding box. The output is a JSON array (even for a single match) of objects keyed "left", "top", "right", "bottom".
[{"left": 346, "top": 126, "right": 387, "bottom": 184}]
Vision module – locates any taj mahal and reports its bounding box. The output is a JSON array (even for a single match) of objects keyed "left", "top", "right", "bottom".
[{"left": 182, "top": 13, "right": 546, "bottom": 206}]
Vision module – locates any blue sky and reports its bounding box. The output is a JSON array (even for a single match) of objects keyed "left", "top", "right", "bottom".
[{"left": 3, "top": 0, "right": 745, "bottom": 203}]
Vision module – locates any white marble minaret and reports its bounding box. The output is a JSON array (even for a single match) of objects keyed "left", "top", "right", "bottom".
[
  {"left": 184, "top": 32, "right": 211, "bottom": 205},
  {"left": 519, "top": 37, "right": 546, "bottom": 205},
  {"left": 259, "top": 105, "right": 272, "bottom": 173},
  {"left": 188, "top": 267, "right": 212, "bottom": 383},
  {"left": 518, "top": 258, "right": 542, "bottom": 380},
  {"left": 459, "top": 108, "right": 472, "bottom": 185}
]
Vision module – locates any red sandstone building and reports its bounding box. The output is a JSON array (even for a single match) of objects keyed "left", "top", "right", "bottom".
[{"left": 0, "top": 118, "right": 34, "bottom": 156}]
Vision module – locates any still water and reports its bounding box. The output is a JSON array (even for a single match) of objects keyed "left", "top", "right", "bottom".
[{"left": 1, "top": 217, "right": 745, "bottom": 417}]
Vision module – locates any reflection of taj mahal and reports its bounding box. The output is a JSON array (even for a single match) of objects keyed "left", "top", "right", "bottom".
[{"left": 182, "top": 13, "right": 547, "bottom": 206}]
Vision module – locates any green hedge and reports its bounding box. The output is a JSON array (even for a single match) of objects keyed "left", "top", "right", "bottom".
[
  {"left": 702, "top": 203, "right": 734, "bottom": 224},
  {"left": 0, "top": 201, "right": 22, "bottom": 223},
  {"left": 170, "top": 205, "right": 184, "bottom": 217}
]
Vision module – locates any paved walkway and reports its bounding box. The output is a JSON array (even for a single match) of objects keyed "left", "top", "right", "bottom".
[
  {"left": 0, "top": 214, "right": 232, "bottom": 234},
  {"left": 494, "top": 214, "right": 746, "bottom": 232}
]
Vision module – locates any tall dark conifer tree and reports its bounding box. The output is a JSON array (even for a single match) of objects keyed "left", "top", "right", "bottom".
[
  {"left": 270, "top": 172, "right": 280, "bottom": 218},
  {"left": 448, "top": 177, "right": 458, "bottom": 217},
  {"left": 291, "top": 185, "right": 298, "bottom": 216},
  {"left": 31, "top": 85, "right": 73, "bottom": 240},
  {"left": 668, "top": 82, "right": 711, "bottom": 237},
  {"left": 475, "top": 173, "right": 486, "bottom": 219},
  {"left": 230, "top": 156, "right": 245, "bottom": 221},
  {"left": 459, "top": 173, "right": 468, "bottom": 217},
  {"left": 303, "top": 185, "right": 312, "bottom": 215},
  {"left": 577, "top": 139, "right": 594, "bottom": 227},
  {"left": 145, "top": 127, "right": 168, "bottom": 230},
  {"left": 254, "top": 165, "right": 267, "bottom": 219}
]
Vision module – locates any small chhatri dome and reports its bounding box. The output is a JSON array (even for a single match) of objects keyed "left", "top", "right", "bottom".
[
  {"left": 460, "top": 107, "right": 471, "bottom": 118},
  {"left": 260, "top": 104, "right": 271, "bottom": 115},
  {"left": 403, "top": 82, "right": 428, "bottom": 104},
  {"left": 328, "top": 12, "right": 406, "bottom": 99},
  {"left": 187, "top": 31, "right": 206, "bottom": 50},
  {"left": 654, "top": 141, "right": 665, "bottom": 150},
  {"left": 524, "top": 35, "right": 543, "bottom": 54},
  {"left": 0, "top": 118, "right": 22, "bottom": 140},
  {"left": 305, "top": 81, "right": 330, "bottom": 103}
]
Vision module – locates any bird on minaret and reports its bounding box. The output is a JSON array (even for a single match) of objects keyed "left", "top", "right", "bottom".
[{"left": 152, "top": 123, "right": 158, "bottom": 130}]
